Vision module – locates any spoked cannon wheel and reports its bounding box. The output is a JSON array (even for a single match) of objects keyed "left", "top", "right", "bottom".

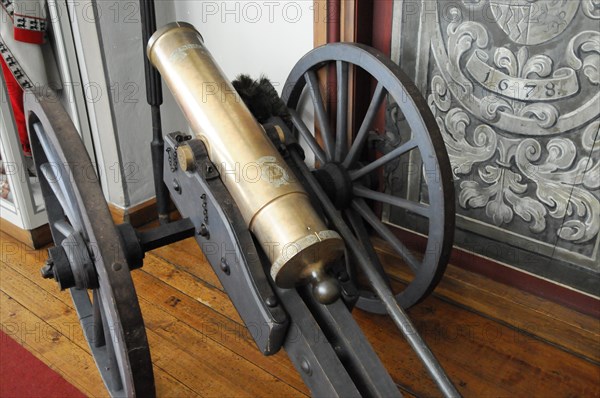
[
  {"left": 25, "top": 90, "right": 155, "bottom": 397},
  {"left": 282, "top": 43, "right": 455, "bottom": 310}
]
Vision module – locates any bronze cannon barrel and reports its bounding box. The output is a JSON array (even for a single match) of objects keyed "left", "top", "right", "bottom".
[{"left": 147, "top": 22, "right": 343, "bottom": 302}]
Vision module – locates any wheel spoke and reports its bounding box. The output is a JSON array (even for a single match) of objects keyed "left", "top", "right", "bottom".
[
  {"left": 352, "top": 198, "right": 419, "bottom": 273},
  {"left": 335, "top": 61, "right": 349, "bottom": 162},
  {"left": 34, "top": 123, "right": 85, "bottom": 234},
  {"left": 349, "top": 139, "right": 417, "bottom": 181},
  {"left": 305, "top": 70, "right": 334, "bottom": 160},
  {"left": 53, "top": 219, "right": 75, "bottom": 238},
  {"left": 342, "top": 83, "right": 386, "bottom": 168},
  {"left": 39, "top": 163, "right": 84, "bottom": 232},
  {"left": 346, "top": 208, "right": 392, "bottom": 289},
  {"left": 353, "top": 185, "right": 430, "bottom": 218},
  {"left": 101, "top": 300, "right": 124, "bottom": 393},
  {"left": 290, "top": 109, "right": 328, "bottom": 165},
  {"left": 93, "top": 289, "right": 106, "bottom": 348}
]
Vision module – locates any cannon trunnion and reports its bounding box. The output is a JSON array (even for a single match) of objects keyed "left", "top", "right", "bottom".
[{"left": 25, "top": 21, "right": 459, "bottom": 398}]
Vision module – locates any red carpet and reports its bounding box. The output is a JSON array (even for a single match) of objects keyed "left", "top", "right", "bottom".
[{"left": 0, "top": 330, "right": 85, "bottom": 398}]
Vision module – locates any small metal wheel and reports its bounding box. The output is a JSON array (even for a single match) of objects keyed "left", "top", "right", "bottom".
[
  {"left": 25, "top": 90, "right": 155, "bottom": 397},
  {"left": 282, "top": 43, "right": 455, "bottom": 310}
]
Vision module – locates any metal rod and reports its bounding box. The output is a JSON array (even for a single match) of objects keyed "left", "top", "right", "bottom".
[
  {"left": 140, "top": 0, "right": 169, "bottom": 224},
  {"left": 290, "top": 149, "right": 461, "bottom": 398},
  {"left": 150, "top": 105, "right": 169, "bottom": 224}
]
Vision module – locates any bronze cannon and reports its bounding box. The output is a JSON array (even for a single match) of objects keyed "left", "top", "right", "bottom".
[{"left": 25, "top": 19, "right": 457, "bottom": 398}]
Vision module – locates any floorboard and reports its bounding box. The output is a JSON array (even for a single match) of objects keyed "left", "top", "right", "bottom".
[{"left": 1, "top": 230, "right": 598, "bottom": 397}]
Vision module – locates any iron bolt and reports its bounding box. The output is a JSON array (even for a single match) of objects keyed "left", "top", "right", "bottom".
[
  {"left": 199, "top": 223, "right": 210, "bottom": 238},
  {"left": 173, "top": 179, "right": 182, "bottom": 194},
  {"left": 220, "top": 258, "right": 230, "bottom": 275},
  {"left": 300, "top": 359, "right": 312, "bottom": 375},
  {"left": 40, "top": 259, "right": 54, "bottom": 279},
  {"left": 265, "top": 296, "right": 278, "bottom": 308}
]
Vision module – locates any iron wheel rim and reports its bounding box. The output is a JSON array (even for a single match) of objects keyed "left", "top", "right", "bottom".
[{"left": 25, "top": 89, "right": 155, "bottom": 397}]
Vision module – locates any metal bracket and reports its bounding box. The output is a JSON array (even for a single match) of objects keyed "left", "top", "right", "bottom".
[{"left": 164, "top": 132, "right": 289, "bottom": 355}]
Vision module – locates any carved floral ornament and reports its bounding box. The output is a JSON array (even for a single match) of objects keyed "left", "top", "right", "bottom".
[{"left": 426, "top": 0, "right": 600, "bottom": 244}]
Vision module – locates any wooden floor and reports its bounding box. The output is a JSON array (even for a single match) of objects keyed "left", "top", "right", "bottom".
[{"left": 1, "top": 229, "right": 599, "bottom": 397}]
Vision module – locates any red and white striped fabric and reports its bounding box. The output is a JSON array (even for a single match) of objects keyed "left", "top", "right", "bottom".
[
  {"left": 3, "top": 0, "right": 47, "bottom": 44},
  {"left": 0, "top": 0, "right": 48, "bottom": 155}
]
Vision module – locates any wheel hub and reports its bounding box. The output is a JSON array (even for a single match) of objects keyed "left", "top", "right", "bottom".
[
  {"left": 42, "top": 233, "right": 99, "bottom": 291},
  {"left": 312, "top": 163, "right": 354, "bottom": 209}
]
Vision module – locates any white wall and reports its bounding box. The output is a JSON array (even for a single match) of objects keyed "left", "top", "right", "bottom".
[
  {"left": 93, "top": 1, "right": 188, "bottom": 208},
  {"left": 173, "top": 1, "right": 314, "bottom": 93},
  {"left": 171, "top": 1, "right": 317, "bottom": 165},
  {"left": 89, "top": 0, "right": 314, "bottom": 208}
]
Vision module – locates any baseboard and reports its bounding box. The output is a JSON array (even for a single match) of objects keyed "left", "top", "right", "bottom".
[
  {"left": 451, "top": 247, "right": 599, "bottom": 317},
  {"left": 383, "top": 228, "right": 599, "bottom": 318},
  {"left": 0, "top": 197, "right": 180, "bottom": 249},
  {"left": 1, "top": 198, "right": 166, "bottom": 249},
  {"left": 109, "top": 198, "right": 159, "bottom": 227},
  {"left": 0, "top": 218, "right": 52, "bottom": 249},
  {"left": 373, "top": 237, "right": 600, "bottom": 364}
]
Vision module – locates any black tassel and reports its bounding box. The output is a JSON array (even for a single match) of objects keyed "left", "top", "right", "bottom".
[{"left": 232, "top": 74, "right": 291, "bottom": 127}]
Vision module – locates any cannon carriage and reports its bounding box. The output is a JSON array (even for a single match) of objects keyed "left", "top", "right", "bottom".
[{"left": 26, "top": 19, "right": 459, "bottom": 398}]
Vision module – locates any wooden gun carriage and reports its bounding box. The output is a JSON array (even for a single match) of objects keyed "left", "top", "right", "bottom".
[{"left": 25, "top": 16, "right": 459, "bottom": 398}]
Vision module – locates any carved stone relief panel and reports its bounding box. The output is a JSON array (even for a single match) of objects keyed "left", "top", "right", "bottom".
[{"left": 387, "top": 0, "right": 599, "bottom": 295}]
